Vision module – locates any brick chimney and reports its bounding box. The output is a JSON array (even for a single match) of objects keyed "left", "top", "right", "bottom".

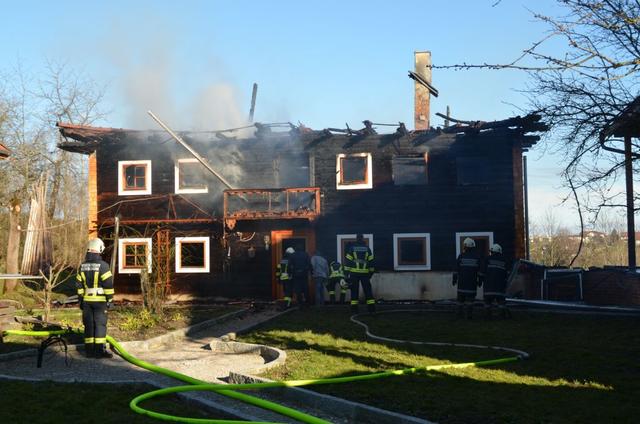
[{"left": 414, "top": 51, "right": 432, "bottom": 130}]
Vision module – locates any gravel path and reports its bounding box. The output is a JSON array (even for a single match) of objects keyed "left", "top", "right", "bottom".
[{"left": 0, "top": 305, "right": 286, "bottom": 384}]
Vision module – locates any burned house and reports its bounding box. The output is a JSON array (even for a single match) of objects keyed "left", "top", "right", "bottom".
[{"left": 56, "top": 52, "right": 545, "bottom": 301}]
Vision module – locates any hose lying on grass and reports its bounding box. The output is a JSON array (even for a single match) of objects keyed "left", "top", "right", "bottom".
[{"left": 2, "top": 310, "right": 529, "bottom": 424}]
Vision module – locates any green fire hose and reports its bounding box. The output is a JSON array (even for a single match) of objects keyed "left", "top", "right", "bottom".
[{"left": 2, "top": 310, "right": 529, "bottom": 424}]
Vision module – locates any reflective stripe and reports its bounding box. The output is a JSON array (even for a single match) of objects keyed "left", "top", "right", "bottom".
[
  {"left": 366, "top": 299, "right": 375, "bottom": 304},
  {"left": 77, "top": 288, "right": 85, "bottom": 295},
  {"left": 345, "top": 253, "right": 354, "bottom": 260},
  {"left": 84, "top": 296, "right": 107, "bottom": 302},
  {"left": 76, "top": 274, "right": 82, "bottom": 282},
  {"left": 84, "top": 337, "right": 94, "bottom": 343},
  {"left": 85, "top": 287, "right": 105, "bottom": 295},
  {"left": 457, "top": 289, "right": 477, "bottom": 294},
  {"left": 100, "top": 271, "right": 113, "bottom": 281},
  {"left": 328, "top": 291, "right": 335, "bottom": 294},
  {"left": 350, "top": 300, "right": 358, "bottom": 305},
  {"left": 93, "top": 269, "right": 99, "bottom": 288},
  {"left": 94, "top": 337, "right": 107, "bottom": 344},
  {"left": 103, "top": 288, "right": 115, "bottom": 295}
]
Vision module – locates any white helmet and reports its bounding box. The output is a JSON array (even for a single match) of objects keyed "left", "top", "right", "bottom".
[
  {"left": 490, "top": 243, "right": 502, "bottom": 254},
  {"left": 285, "top": 247, "right": 295, "bottom": 254},
  {"left": 463, "top": 237, "right": 476, "bottom": 248},
  {"left": 87, "top": 238, "right": 105, "bottom": 253},
  {"left": 339, "top": 279, "right": 349, "bottom": 289}
]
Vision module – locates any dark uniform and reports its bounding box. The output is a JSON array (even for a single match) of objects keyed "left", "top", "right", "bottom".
[
  {"left": 327, "top": 261, "right": 347, "bottom": 304},
  {"left": 76, "top": 252, "right": 114, "bottom": 358},
  {"left": 481, "top": 252, "right": 511, "bottom": 318},
  {"left": 344, "top": 240, "right": 375, "bottom": 313},
  {"left": 276, "top": 255, "right": 293, "bottom": 308},
  {"left": 289, "top": 250, "right": 311, "bottom": 305},
  {"left": 454, "top": 248, "right": 480, "bottom": 318}
]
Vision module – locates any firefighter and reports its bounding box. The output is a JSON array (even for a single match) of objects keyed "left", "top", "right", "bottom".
[
  {"left": 453, "top": 237, "right": 480, "bottom": 319},
  {"left": 345, "top": 234, "right": 375, "bottom": 313},
  {"left": 276, "top": 247, "right": 295, "bottom": 309},
  {"left": 76, "top": 238, "right": 114, "bottom": 359},
  {"left": 290, "top": 246, "right": 311, "bottom": 306},
  {"left": 327, "top": 261, "right": 348, "bottom": 304},
  {"left": 481, "top": 243, "right": 511, "bottom": 319}
]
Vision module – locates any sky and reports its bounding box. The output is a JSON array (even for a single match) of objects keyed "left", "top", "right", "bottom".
[{"left": 1, "top": 0, "right": 590, "bottom": 230}]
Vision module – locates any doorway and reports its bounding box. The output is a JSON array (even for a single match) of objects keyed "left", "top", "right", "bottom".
[{"left": 271, "top": 229, "right": 316, "bottom": 301}]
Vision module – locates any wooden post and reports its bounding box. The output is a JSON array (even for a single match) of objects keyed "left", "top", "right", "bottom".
[
  {"left": 4, "top": 199, "right": 21, "bottom": 293},
  {"left": 414, "top": 51, "right": 432, "bottom": 130},
  {"left": 624, "top": 134, "right": 636, "bottom": 270},
  {"left": 88, "top": 152, "right": 98, "bottom": 237}
]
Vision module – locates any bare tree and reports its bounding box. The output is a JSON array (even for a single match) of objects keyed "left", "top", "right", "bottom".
[{"left": 433, "top": 0, "right": 640, "bottom": 221}]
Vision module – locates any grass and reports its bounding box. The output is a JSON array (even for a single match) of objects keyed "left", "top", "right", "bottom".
[
  {"left": 240, "top": 306, "right": 640, "bottom": 424},
  {"left": 0, "top": 304, "right": 240, "bottom": 353},
  {"left": 0, "top": 381, "right": 233, "bottom": 424}
]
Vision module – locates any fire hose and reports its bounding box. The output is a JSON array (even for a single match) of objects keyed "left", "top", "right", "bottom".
[{"left": 2, "top": 311, "right": 529, "bottom": 424}]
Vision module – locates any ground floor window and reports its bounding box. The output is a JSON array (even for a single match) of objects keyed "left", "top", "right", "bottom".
[
  {"left": 393, "top": 233, "right": 431, "bottom": 270},
  {"left": 336, "top": 234, "right": 374, "bottom": 264},
  {"left": 175, "top": 236, "right": 210, "bottom": 273},
  {"left": 118, "top": 238, "right": 152, "bottom": 274},
  {"left": 455, "top": 232, "right": 493, "bottom": 258}
]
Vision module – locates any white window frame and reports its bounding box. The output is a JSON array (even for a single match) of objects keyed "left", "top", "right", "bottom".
[
  {"left": 336, "top": 153, "right": 373, "bottom": 190},
  {"left": 174, "top": 158, "right": 208, "bottom": 194},
  {"left": 336, "top": 234, "right": 374, "bottom": 263},
  {"left": 455, "top": 232, "right": 494, "bottom": 258},
  {"left": 175, "top": 236, "right": 210, "bottom": 273},
  {"left": 118, "top": 238, "right": 152, "bottom": 274},
  {"left": 118, "top": 160, "right": 152, "bottom": 196},
  {"left": 393, "top": 233, "right": 431, "bottom": 271}
]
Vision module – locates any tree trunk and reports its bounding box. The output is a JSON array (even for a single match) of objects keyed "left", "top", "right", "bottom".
[{"left": 5, "top": 199, "right": 21, "bottom": 293}]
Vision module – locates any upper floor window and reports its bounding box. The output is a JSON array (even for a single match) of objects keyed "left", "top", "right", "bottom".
[
  {"left": 175, "top": 158, "right": 208, "bottom": 194},
  {"left": 118, "top": 238, "right": 152, "bottom": 274},
  {"left": 456, "top": 157, "right": 489, "bottom": 185},
  {"left": 336, "top": 153, "right": 373, "bottom": 190},
  {"left": 118, "top": 160, "right": 152, "bottom": 196},
  {"left": 393, "top": 154, "right": 428, "bottom": 186}
]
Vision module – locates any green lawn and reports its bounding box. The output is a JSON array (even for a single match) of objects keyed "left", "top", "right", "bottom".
[
  {"left": 240, "top": 306, "right": 640, "bottom": 424},
  {"left": 0, "top": 381, "right": 230, "bottom": 424}
]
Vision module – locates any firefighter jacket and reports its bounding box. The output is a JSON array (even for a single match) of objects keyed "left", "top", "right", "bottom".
[
  {"left": 290, "top": 251, "right": 311, "bottom": 278},
  {"left": 276, "top": 258, "right": 292, "bottom": 282},
  {"left": 344, "top": 242, "right": 374, "bottom": 275},
  {"left": 76, "top": 252, "right": 114, "bottom": 303},
  {"left": 455, "top": 249, "right": 480, "bottom": 294},
  {"left": 482, "top": 252, "right": 509, "bottom": 296},
  {"left": 329, "top": 261, "right": 345, "bottom": 279}
]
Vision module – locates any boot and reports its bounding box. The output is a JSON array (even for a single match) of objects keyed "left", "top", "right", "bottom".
[
  {"left": 94, "top": 343, "right": 113, "bottom": 359},
  {"left": 329, "top": 293, "right": 336, "bottom": 304},
  {"left": 339, "top": 292, "right": 346, "bottom": 304},
  {"left": 367, "top": 300, "right": 376, "bottom": 314},
  {"left": 84, "top": 343, "right": 94, "bottom": 358}
]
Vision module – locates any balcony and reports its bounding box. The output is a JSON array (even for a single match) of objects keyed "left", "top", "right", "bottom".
[{"left": 223, "top": 187, "right": 321, "bottom": 226}]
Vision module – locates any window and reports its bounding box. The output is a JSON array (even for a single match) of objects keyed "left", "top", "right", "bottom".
[
  {"left": 118, "top": 238, "right": 152, "bottom": 274},
  {"left": 455, "top": 232, "right": 494, "bottom": 259},
  {"left": 393, "top": 233, "right": 431, "bottom": 270},
  {"left": 176, "top": 237, "right": 210, "bottom": 273},
  {"left": 336, "top": 153, "right": 373, "bottom": 190},
  {"left": 336, "top": 234, "right": 374, "bottom": 264},
  {"left": 175, "top": 158, "right": 208, "bottom": 194},
  {"left": 393, "top": 154, "right": 428, "bottom": 186},
  {"left": 456, "top": 157, "right": 489, "bottom": 185},
  {"left": 118, "top": 160, "right": 152, "bottom": 195}
]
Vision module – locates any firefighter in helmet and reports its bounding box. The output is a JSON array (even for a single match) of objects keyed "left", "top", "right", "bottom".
[
  {"left": 76, "top": 238, "right": 114, "bottom": 358},
  {"left": 327, "top": 261, "right": 348, "bottom": 304},
  {"left": 276, "top": 247, "right": 295, "bottom": 309},
  {"left": 452, "top": 237, "right": 481, "bottom": 319},
  {"left": 344, "top": 234, "right": 375, "bottom": 313},
  {"left": 481, "top": 243, "right": 511, "bottom": 318}
]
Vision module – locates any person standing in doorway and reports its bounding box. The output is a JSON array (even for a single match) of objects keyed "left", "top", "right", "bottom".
[
  {"left": 290, "top": 246, "right": 311, "bottom": 306},
  {"left": 276, "top": 247, "right": 295, "bottom": 309},
  {"left": 310, "top": 250, "right": 329, "bottom": 306},
  {"left": 344, "top": 234, "right": 375, "bottom": 313},
  {"left": 76, "top": 238, "right": 114, "bottom": 359}
]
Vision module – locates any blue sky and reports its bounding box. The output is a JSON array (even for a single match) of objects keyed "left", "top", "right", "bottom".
[{"left": 2, "top": 0, "right": 582, "bottom": 229}]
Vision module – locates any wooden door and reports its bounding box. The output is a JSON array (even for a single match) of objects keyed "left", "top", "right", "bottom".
[{"left": 271, "top": 228, "right": 316, "bottom": 300}]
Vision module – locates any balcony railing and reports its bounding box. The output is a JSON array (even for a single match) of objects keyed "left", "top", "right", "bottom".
[{"left": 223, "top": 187, "right": 321, "bottom": 222}]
